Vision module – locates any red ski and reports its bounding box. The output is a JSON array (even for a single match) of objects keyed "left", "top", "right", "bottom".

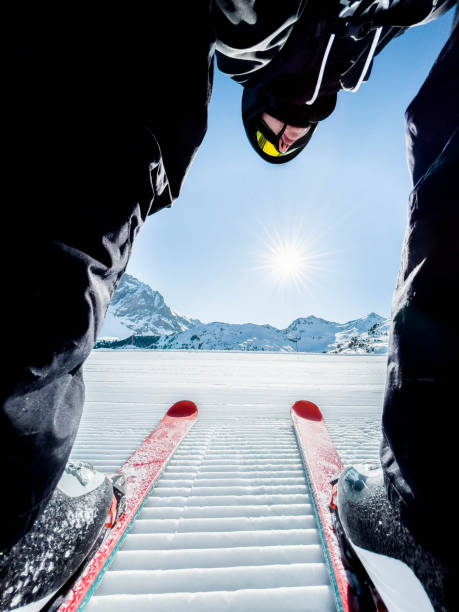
[
  {"left": 291, "top": 400, "right": 387, "bottom": 612},
  {"left": 56, "top": 400, "right": 198, "bottom": 612}
]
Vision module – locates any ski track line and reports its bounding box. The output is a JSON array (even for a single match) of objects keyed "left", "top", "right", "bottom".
[{"left": 69, "top": 351, "right": 384, "bottom": 612}]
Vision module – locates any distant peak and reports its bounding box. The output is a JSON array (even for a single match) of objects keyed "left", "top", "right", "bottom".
[
  {"left": 292, "top": 315, "right": 316, "bottom": 323},
  {"left": 289, "top": 315, "right": 331, "bottom": 325},
  {"left": 365, "top": 312, "right": 384, "bottom": 321}
]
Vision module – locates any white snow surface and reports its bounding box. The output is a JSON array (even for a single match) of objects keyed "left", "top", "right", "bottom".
[{"left": 71, "top": 350, "right": 387, "bottom": 611}]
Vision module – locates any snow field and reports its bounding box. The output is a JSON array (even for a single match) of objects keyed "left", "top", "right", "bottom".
[
  {"left": 84, "top": 586, "right": 334, "bottom": 612},
  {"left": 73, "top": 350, "right": 387, "bottom": 611},
  {"left": 86, "top": 421, "right": 336, "bottom": 611}
]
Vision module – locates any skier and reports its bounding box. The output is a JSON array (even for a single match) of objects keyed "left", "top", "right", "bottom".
[{"left": 0, "top": 2, "right": 457, "bottom": 610}]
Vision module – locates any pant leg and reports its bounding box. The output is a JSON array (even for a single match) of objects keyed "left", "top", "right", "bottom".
[
  {"left": 0, "top": 6, "right": 214, "bottom": 551},
  {"left": 381, "top": 9, "right": 459, "bottom": 556}
]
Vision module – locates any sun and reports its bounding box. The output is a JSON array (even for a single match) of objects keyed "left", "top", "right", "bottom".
[
  {"left": 269, "top": 243, "right": 308, "bottom": 281},
  {"left": 253, "top": 222, "right": 330, "bottom": 291}
]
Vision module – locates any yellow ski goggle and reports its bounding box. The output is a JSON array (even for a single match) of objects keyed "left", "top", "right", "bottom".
[{"left": 255, "top": 130, "right": 302, "bottom": 158}]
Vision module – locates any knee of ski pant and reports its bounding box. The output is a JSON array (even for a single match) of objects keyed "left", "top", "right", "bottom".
[{"left": 1, "top": 205, "right": 149, "bottom": 401}]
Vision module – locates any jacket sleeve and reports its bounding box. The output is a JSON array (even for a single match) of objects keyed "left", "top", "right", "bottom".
[{"left": 214, "top": 0, "right": 306, "bottom": 83}]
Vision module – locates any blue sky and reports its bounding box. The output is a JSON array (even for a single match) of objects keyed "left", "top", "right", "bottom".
[{"left": 128, "top": 11, "right": 454, "bottom": 329}]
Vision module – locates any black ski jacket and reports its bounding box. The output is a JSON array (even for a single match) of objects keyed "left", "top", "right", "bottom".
[{"left": 214, "top": 0, "right": 455, "bottom": 121}]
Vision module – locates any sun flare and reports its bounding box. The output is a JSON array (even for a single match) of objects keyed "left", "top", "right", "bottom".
[
  {"left": 269, "top": 244, "right": 307, "bottom": 281},
  {"left": 254, "top": 222, "right": 330, "bottom": 291}
]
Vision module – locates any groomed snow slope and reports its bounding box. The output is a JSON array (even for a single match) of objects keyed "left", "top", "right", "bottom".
[{"left": 70, "top": 351, "right": 387, "bottom": 611}]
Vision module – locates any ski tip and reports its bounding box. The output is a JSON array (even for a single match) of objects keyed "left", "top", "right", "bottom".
[
  {"left": 291, "top": 400, "right": 323, "bottom": 421},
  {"left": 167, "top": 400, "right": 198, "bottom": 418}
]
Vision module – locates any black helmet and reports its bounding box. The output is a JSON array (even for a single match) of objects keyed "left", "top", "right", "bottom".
[{"left": 242, "top": 86, "right": 336, "bottom": 164}]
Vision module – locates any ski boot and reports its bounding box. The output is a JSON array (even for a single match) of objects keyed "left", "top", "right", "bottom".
[
  {"left": 0, "top": 462, "right": 125, "bottom": 611},
  {"left": 334, "top": 464, "right": 451, "bottom": 612}
]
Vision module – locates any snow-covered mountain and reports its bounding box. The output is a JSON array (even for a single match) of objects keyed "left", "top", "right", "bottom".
[
  {"left": 157, "top": 322, "right": 294, "bottom": 352},
  {"left": 97, "top": 274, "right": 390, "bottom": 354},
  {"left": 156, "top": 313, "right": 389, "bottom": 354},
  {"left": 330, "top": 314, "right": 391, "bottom": 355},
  {"left": 284, "top": 312, "right": 388, "bottom": 354},
  {"left": 99, "top": 274, "right": 200, "bottom": 337}
]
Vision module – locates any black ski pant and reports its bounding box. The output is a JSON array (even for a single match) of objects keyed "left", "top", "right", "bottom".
[
  {"left": 381, "top": 8, "right": 459, "bottom": 559},
  {"left": 0, "top": 7, "right": 215, "bottom": 552}
]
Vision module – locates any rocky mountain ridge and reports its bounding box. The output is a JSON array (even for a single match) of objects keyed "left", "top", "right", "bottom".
[
  {"left": 97, "top": 274, "right": 389, "bottom": 354},
  {"left": 99, "top": 273, "right": 200, "bottom": 337}
]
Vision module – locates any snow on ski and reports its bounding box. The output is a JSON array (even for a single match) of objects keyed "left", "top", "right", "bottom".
[
  {"left": 57, "top": 400, "right": 198, "bottom": 612},
  {"left": 291, "top": 400, "right": 387, "bottom": 612}
]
